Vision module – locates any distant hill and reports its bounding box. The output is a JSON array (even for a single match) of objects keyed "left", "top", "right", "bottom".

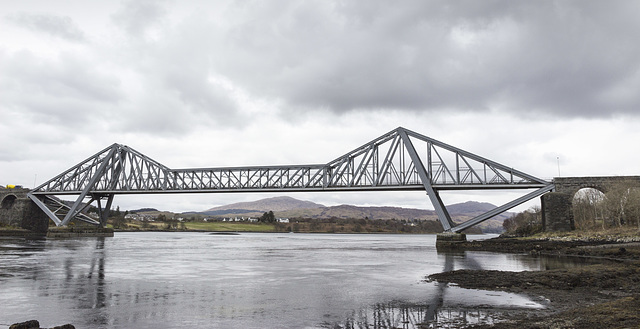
[
  {"left": 447, "top": 201, "right": 499, "bottom": 214},
  {"left": 446, "top": 201, "right": 513, "bottom": 232},
  {"left": 202, "top": 196, "right": 324, "bottom": 215},
  {"left": 447, "top": 201, "right": 514, "bottom": 219},
  {"left": 280, "top": 204, "right": 438, "bottom": 221},
  {"left": 195, "top": 197, "right": 511, "bottom": 233}
]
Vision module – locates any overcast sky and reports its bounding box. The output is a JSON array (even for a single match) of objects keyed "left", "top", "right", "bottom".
[{"left": 1, "top": 0, "right": 639, "bottom": 213}]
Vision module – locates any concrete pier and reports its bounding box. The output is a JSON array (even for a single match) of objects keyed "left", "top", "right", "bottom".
[{"left": 435, "top": 233, "right": 467, "bottom": 250}]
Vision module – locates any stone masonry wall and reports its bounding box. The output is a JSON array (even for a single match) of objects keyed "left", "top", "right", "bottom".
[
  {"left": 553, "top": 176, "right": 640, "bottom": 196},
  {"left": 544, "top": 176, "right": 640, "bottom": 232},
  {"left": 0, "top": 189, "right": 49, "bottom": 233},
  {"left": 542, "top": 192, "right": 574, "bottom": 232}
]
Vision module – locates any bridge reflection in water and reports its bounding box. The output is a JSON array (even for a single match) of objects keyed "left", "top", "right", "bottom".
[
  {"left": 323, "top": 251, "right": 554, "bottom": 329},
  {"left": 325, "top": 303, "right": 502, "bottom": 329}
]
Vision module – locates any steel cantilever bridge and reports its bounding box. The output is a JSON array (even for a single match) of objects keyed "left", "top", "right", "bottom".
[{"left": 27, "top": 127, "right": 554, "bottom": 233}]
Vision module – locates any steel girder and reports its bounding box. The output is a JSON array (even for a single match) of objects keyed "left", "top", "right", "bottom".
[{"left": 28, "top": 127, "right": 553, "bottom": 231}]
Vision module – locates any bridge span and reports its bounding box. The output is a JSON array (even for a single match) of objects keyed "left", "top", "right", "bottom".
[{"left": 23, "top": 127, "right": 554, "bottom": 233}]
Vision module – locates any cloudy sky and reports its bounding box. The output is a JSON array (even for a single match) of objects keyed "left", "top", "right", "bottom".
[{"left": 1, "top": 0, "right": 639, "bottom": 213}]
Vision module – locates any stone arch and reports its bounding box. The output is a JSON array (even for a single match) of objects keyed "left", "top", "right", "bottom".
[
  {"left": 546, "top": 176, "right": 640, "bottom": 232},
  {"left": 571, "top": 187, "right": 606, "bottom": 230},
  {"left": 566, "top": 184, "right": 608, "bottom": 201},
  {"left": 1, "top": 194, "right": 17, "bottom": 210}
]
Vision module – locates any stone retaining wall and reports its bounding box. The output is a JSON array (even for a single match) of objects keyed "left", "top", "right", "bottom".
[{"left": 0, "top": 188, "right": 49, "bottom": 232}]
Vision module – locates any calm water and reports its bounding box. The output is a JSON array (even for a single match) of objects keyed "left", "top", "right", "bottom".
[{"left": 0, "top": 233, "right": 581, "bottom": 328}]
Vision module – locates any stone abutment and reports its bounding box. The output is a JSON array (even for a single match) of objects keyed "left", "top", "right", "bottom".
[
  {"left": 0, "top": 188, "right": 49, "bottom": 233},
  {"left": 542, "top": 176, "right": 640, "bottom": 232}
]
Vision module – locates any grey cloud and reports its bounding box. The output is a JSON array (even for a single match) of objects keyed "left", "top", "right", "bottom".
[
  {"left": 189, "top": 1, "right": 640, "bottom": 118},
  {"left": 160, "top": 58, "right": 240, "bottom": 122},
  {"left": 0, "top": 51, "right": 123, "bottom": 125},
  {"left": 107, "top": 79, "right": 241, "bottom": 136},
  {"left": 111, "top": 0, "right": 168, "bottom": 37},
  {"left": 104, "top": 10, "right": 243, "bottom": 133},
  {"left": 7, "top": 12, "right": 87, "bottom": 42}
]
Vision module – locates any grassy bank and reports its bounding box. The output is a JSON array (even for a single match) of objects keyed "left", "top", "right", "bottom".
[
  {"left": 183, "top": 221, "right": 275, "bottom": 232},
  {"left": 107, "top": 221, "right": 276, "bottom": 232}
]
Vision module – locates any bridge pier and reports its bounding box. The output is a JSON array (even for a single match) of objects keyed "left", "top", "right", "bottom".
[
  {"left": 541, "top": 192, "right": 575, "bottom": 232},
  {"left": 2, "top": 188, "right": 113, "bottom": 237},
  {"left": 435, "top": 233, "right": 467, "bottom": 250}
]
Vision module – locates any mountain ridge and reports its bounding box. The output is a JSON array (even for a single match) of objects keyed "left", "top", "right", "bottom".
[
  {"left": 197, "top": 196, "right": 512, "bottom": 233},
  {"left": 204, "top": 196, "right": 324, "bottom": 214}
]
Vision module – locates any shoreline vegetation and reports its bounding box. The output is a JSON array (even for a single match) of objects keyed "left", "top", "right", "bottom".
[
  {"left": 102, "top": 215, "right": 468, "bottom": 234},
  {"left": 428, "top": 227, "right": 640, "bottom": 328}
]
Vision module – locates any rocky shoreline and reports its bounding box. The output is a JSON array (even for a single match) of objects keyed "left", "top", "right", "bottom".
[{"left": 428, "top": 234, "right": 640, "bottom": 328}]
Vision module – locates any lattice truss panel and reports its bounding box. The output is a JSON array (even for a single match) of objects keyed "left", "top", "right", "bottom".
[
  {"left": 27, "top": 127, "right": 553, "bottom": 231},
  {"left": 33, "top": 144, "right": 173, "bottom": 194},
  {"left": 171, "top": 166, "right": 325, "bottom": 191},
  {"left": 405, "top": 130, "right": 547, "bottom": 189}
]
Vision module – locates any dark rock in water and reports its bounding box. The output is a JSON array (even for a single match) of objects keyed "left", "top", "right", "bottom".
[
  {"left": 9, "top": 321, "right": 75, "bottom": 329},
  {"left": 9, "top": 320, "right": 39, "bottom": 329}
]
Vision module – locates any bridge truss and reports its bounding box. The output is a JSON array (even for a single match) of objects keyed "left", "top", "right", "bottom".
[{"left": 27, "top": 127, "right": 554, "bottom": 232}]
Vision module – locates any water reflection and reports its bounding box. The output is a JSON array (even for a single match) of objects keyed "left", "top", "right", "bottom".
[
  {"left": 323, "top": 302, "right": 503, "bottom": 329},
  {"left": 61, "top": 238, "right": 109, "bottom": 326},
  {"left": 0, "top": 237, "right": 46, "bottom": 280},
  {"left": 324, "top": 249, "right": 549, "bottom": 329},
  {"left": 0, "top": 233, "right": 568, "bottom": 328},
  {"left": 437, "top": 249, "right": 599, "bottom": 273}
]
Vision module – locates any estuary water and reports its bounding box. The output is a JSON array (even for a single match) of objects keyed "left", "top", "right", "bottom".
[{"left": 0, "top": 233, "right": 581, "bottom": 328}]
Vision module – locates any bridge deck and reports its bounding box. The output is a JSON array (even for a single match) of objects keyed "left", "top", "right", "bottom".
[{"left": 29, "top": 183, "right": 548, "bottom": 195}]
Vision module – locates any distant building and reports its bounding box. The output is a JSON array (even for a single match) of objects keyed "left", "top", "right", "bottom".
[{"left": 124, "top": 213, "right": 155, "bottom": 221}]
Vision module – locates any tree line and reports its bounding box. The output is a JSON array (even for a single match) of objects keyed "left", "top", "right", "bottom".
[
  {"left": 572, "top": 180, "right": 640, "bottom": 230},
  {"left": 273, "top": 217, "right": 446, "bottom": 234}
]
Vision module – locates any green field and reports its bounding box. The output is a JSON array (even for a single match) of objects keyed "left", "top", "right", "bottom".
[
  {"left": 106, "top": 220, "right": 276, "bottom": 232},
  {"left": 184, "top": 222, "right": 275, "bottom": 232}
]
